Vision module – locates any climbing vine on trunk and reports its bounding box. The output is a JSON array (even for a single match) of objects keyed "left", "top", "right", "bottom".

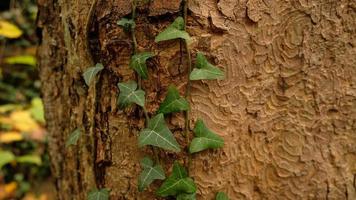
[{"left": 67, "top": 0, "right": 229, "bottom": 199}]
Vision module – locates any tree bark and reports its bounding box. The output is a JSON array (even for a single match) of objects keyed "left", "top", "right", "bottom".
[{"left": 37, "top": 0, "right": 356, "bottom": 199}]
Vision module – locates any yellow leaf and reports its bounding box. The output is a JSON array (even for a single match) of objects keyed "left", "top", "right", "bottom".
[
  {"left": 9, "top": 110, "right": 40, "bottom": 133},
  {"left": 0, "top": 131, "right": 23, "bottom": 143},
  {"left": 4, "top": 182, "right": 17, "bottom": 194},
  {"left": 0, "top": 20, "right": 23, "bottom": 39}
]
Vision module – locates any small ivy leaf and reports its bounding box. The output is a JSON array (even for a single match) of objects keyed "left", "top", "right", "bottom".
[
  {"left": 66, "top": 128, "right": 81, "bottom": 147},
  {"left": 87, "top": 188, "right": 110, "bottom": 200},
  {"left": 177, "top": 193, "right": 196, "bottom": 200},
  {"left": 189, "top": 119, "right": 224, "bottom": 154},
  {"left": 155, "top": 17, "right": 190, "bottom": 42},
  {"left": 130, "top": 52, "right": 154, "bottom": 79},
  {"left": 216, "top": 192, "right": 229, "bottom": 200},
  {"left": 118, "top": 81, "right": 145, "bottom": 108},
  {"left": 156, "top": 162, "right": 196, "bottom": 197},
  {"left": 189, "top": 53, "right": 224, "bottom": 80},
  {"left": 138, "top": 157, "right": 166, "bottom": 191},
  {"left": 138, "top": 114, "right": 181, "bottom": 152},
  {"left": 83, "top": 63, "right": 104, "bottom": 86},
  {"left": 117, "top": 18, "right": 136, "bottom": 32},
  {"left": 157, "top": 85, "right": 189, "bottom": 114}
]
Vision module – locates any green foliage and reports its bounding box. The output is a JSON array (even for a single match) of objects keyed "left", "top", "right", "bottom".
[
  {"left": 16, "top": 154, "right": 42, "bottom": 165},
  {"left": 117, "top": 18, "right": 136, "bottom": 32},
  {"left": 189, "top": 119, "right": 224, "bottom": 154},
  {"left": 156, "top": 162, "right": 196, "bottom": 197},
  {"left": 5, "top": 55, "right": 36, "bottom": 66},
  {"left": 155, "top": 17, "right": 190, "bottom": 42},
  {"left": 0, "top": 151, "right": 15, "bottom": 169},
  {"left": 83, "top": 63, "right": 104, "bottom": 86},
  {"left": 138, "top": 113, "right": 181, "bottom": 152},
  {"left": 216, "top": 192, "right": 229, "bottom": 200},
  {"left": 190, "top": 53, "right": 224, "bottom": 80},
  {"left": 157, "top": 85, "right": 189, "bottom": 114},
  {"left": 117, "top": 81, "right": 145, "bottom": 108},
  {"left": 138, "top": 157, "right": 165, "bottom": 191},
  {"left": 29, "top": 97, "right": 45, "bottom": 123},
  {"left": 130, "top": 52, "right": 154, "bottom": 79},
  {"left": 65, "top": 128, "right": 81, "bottom": 147},
  {"left": 87, "top": 188, "right": 110, "bottom": 200},
  {"left": 177, "top": 193, "right": 196, "bottom": 200}
]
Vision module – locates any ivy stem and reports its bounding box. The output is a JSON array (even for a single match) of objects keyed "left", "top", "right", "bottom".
[
  {"left": 183, "top": 0, "right": 192, "bottom": 173},
  {"left": 131, "top": 0, "right": 159, "bottom": 163}
]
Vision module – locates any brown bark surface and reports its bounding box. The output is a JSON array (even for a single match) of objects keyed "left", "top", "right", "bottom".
[{"left": 37, "top": 0, "right": 356, "bottom": 199}]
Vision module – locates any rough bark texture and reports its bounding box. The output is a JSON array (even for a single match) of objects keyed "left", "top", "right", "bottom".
[{"left": 37, "top": 0, "right": 356, "bottom": 199}]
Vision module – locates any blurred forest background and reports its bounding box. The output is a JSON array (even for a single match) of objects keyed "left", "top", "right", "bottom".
[{"left": 0, "top": 0, "right": 53, "bottom": 199}]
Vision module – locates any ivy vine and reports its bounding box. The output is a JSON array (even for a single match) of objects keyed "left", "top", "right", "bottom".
[{"left": 67, "top": 0, "right": 230, "bottom": 199}]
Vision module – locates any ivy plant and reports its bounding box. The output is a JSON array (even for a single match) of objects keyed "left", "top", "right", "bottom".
[
  {"left": 156, "top": 162, "right": 196, "bottom": 197},
  {"left": 82, "top": 63, "right": 104, "bottom": 86},
  {"left": 117, "top": 81, "right": 145, "bottom": 108},
  {"left": 216, "top": 192, "right": 229, "bottom": 200},
  {"left": 138, "top": 157, "right": 165, "bottom": 191},
  {"left": 138, "top": 114, "right": 181, "bottom": 152},
  {"left": 117, "top": 18, "right": 135, "bottom": 32},
  {"left": 177, "top": 193, "right": 196, "bottom": 200},
  {"left": 155, "top": 17, "right": 190, "bottom": 42},
  {"left": 129, "top": 52, "right": 154, "bottom": 79},
  {"left": 190, "top": 53, "right": 224, "bottom": 80},
  {"left": 65, "top": 128, "right": 81, "bottom": 147},
  {"left": 157, "top": 85, "right": 190, "bottom": 114},
  {"left": 87, "top": 188, "right": 110, "bottom": 200},
  {"left": 109, "top": 0, "right": 227, "bottom": 198},
  {"left": 189, "top": 119, "right": 224, "bottom": 153}
]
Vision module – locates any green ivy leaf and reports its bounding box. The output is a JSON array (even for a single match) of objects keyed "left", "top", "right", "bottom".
[
  {"left": 66, "top": 128, "right": 81, "bottom": 147},
  {"left": 177, "top": 193, "right": 196, "bottom": 200},
  {"left": 216, "top": 192, "right": 229, "bottom": 200},
  {"left": 83, "top": 63, "right": 104, "bottom": 86},
  {"left": 189, "top": 119, "right": 224, "bottom": 153},
  {"left": 155, "top": 17, "right": 190, "bottom": 42},
  {"left": 117, "top": 18, "right": 136, "bottom": 32},
  {"left": 87, "top": 188, "right": 110, "bottom": 200},
  {"left": 130, "top": 52, "right": 154, "bottom": 79},
  {"left": 138, "top": 114, "right": 181, "bottom": 152},
  {"left": 0, "top": 151, "right": 15, "bottom": 169},
  {"left": 156, "top": 162, "right": 196, "bottom": 197},
  {"left": 118, "top": 81, "right": 145, "bottom": 108},
  {"left": 189, "top": 53, "right": 224, "bottom": 80},
  {"left": 157, "top": 85, "right": 189, "bottom": 114},
  {"left": 138, "top": 157, "right": 165, "bottom": 191}
]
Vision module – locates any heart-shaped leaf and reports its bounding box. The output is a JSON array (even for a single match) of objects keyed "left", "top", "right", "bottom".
[
  {"left": 189, "top": 119, "right": 224, "bottom": 153},
  {"left": 118, "top": 81, "right": 145, "bottom": 108},
  {"left": 157, "top": 85, "right": 189, "bottom": 114},
  {"left": 130, "top": 52, "right": 154, "bottom": 79},
  {"left": 138, "top": 114, "right": 180, "bottom": 152},
  {"left": 216, "top": 192, "right": 229, "bottom": 200},
  {"left": 177, "top": 193, "right": 196, "bottom": 200},
  {"left": 138, "top": 157, "right": 165, "bottom": 191},
  {"left": 88, "top": 188, "right": 110, "bottom": 200},
  {"left": 66, "top": 128, "right": 81, "bottom": 147},
  {"left": 0, "top": 151, "right": 15, "bottom": 169},
  {"left": 190, "top": 53, "right": 224, "bottom": 80},
  {"left": 117, "top": 18, "right": 136, "bottom": 32},
  {"left": 156, "top": 162, "right": 196, "bottom": 197},
  {"left": 83, "top": 63, "right": 104, "bottom": 86},
  {"left": 155, "top": 17, "right": 190, "bottom": 42}
]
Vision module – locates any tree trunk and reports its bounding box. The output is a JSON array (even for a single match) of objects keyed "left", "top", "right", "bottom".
[{"left": 37, "top": 0, "right": 356, "bottom": 199}]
